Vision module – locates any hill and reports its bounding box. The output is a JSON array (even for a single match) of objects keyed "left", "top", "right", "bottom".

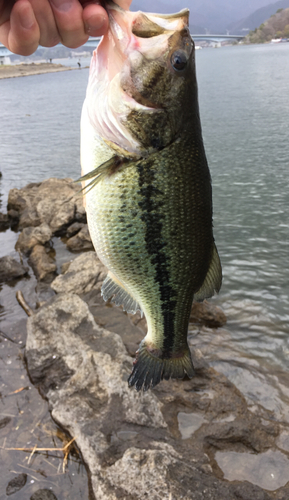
[
  {"left": 245, "top": 6, "right": 289, "bottom": 42},
  {"left": 228, "top": 0, "right": 289, "bottom": 34}
]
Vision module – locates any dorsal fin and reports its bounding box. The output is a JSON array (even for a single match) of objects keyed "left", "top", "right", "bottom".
[{"left": 194, "top": 243, "right": 222, "bottom": 302}]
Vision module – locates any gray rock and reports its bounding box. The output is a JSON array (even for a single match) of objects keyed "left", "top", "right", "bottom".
[
  {"left": 0, "top": 255, "right": 28, "bottom": 281},
  {"left": 8, "top": 178, "right": 86, "bottom": 233},
  {"left": 66, "top": 221, "right": 85, "bottom": 238},
  {"left": 25, "top": 293, "right": 280, "bottom": 500},
  {"left": 15, "top": 223, "right": 52, "bottom": 255},
  {"left": 6, "top": 473, "right": 27, "bottom": 496},
  {"left": 190, "top": 300, "right": 227, "bottom": 328},
  {"left": 66, "top": 224, "right": 94, "bottom": 252},
  {"left": 231, "top": 483, "right": 271, "bottom": 500},
  {"left": 51, "top": 252, "right": 106, "bottom": 295},
  {"left": 28, "top": 244, "right": 57, "bottom": 282},
  {"left": 30, "top": 489, "right": 58, "bottom": 500}
]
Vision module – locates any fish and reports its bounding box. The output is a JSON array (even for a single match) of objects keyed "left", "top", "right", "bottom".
[{"left": 80, "top": 1, "right": 222, "bottom": 391}]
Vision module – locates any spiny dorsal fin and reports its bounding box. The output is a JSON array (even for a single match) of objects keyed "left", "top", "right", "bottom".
[
  {"left": 194, "top": 243, "right": 222, "bottom": 302},
  {"left": 101, "top": 273, "right": 143, "bottom": 316}
]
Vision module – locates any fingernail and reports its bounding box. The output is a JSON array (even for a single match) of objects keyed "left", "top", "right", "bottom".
[
  {"left": 20, "top": 7, "right": 35, "bottom": 30},
  {"left": 49, "top": 0, "right": 73, "bottom": 13},
  {"left": 85, "top": 15, "right": 106, "bottom": 34}
]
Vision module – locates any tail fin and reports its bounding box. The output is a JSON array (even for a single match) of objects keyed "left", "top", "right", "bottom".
[{"left": 128, "top": 341, "right": 195, "bottom": 392}]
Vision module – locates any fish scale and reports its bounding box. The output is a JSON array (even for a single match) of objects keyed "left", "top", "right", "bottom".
[
  {"left": 81, "top": 3, "right": 222, "bottom": 390},
  {"left": 85, "top": 132, "right": 214, "bottom": 372}
]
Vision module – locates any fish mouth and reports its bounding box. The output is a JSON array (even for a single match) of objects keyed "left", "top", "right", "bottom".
[
  {"left": 85, "top": 4, "right": 191, "bottom": 156},
  {"left": 106, "top": 7, "right": 162, "bottom": 110},
  {"left": 105, "top": 4, "right": 190, "bottom": 111}
]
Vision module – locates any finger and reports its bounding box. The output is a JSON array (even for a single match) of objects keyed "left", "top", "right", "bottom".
[
  {"left": 27, "top": 0, "right": 60, "bottom": 47},
  {"left": 1, "top": 0, "right": 40, "bottom": 56},
  {"left": 0, "top": 1, "right": 14, "bottom": 25},
  {"left": 113, "top": 0, "right": 132, "bottom": 9},
  {"left": 49, "top": 0, "right": 89, "bottom": 48},
  {"left": 82, "top": 3, "right": 108, "bottom": 37}
]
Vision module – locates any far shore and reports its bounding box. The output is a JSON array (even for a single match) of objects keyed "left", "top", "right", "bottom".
[{"left": 0, "top": 62, "right": 88, "bottom": 79}]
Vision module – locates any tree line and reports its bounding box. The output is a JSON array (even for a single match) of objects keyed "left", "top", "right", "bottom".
[{"left": 246, "top": 7, "right": 289, "bottom": 43}]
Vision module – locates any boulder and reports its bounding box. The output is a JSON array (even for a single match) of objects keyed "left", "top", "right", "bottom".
[
  {"left": 190, "top": 300, "right": 227, "bottom": 328},
  {"left": 25, "top": 293, "right": 281, "bottom": 500},
  {"left": 0, "top": 255, "right": 29, "bottom": 282},
  {"left": 28, "top": 245, "right": 57, "bottom": 282},
  {"left": 51, "top": 251, "right": 106, "bottom": 295},
  {"left": 8, "top": 178, "right": 86, "bottom": 233},
  {"left": 15, "top": 223, "right": 52, "bottom": 255},
  {"left": 66, "top": 224, "right": 94, "bottom": 252}
]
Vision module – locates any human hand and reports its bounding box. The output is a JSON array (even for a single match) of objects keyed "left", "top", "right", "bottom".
[{"left": 0, "top": 0, "right": 132, "bottom": 56}]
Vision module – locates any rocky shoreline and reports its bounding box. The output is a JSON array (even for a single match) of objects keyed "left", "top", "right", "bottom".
[
  {"left": 0, "top": 62, "right": 78, "bottom": 79},
  {"left": 1, "top": 177, "right": 289, "bottom": 499}
]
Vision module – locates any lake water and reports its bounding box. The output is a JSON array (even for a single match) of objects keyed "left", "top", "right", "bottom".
[{"left": 0, "top": 42, "right": 289, "bottom": 494}]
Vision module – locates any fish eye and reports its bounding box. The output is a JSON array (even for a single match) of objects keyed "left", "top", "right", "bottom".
[{"left": 170, "top": 50, "right": 188, "bottom": 72}]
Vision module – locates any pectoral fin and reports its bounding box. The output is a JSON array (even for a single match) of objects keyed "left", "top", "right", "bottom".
[
  {"left": 194, "top": 243, "right": 222, "bottom": 302},
  {"left": 75, "top": 156, "right": 129, "bottom": 195},
  {"left": 101, "top": 273, "right": 143, "bottom": 316}
]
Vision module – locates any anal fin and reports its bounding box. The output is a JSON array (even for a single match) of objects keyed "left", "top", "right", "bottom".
[
  {"left": 101, "top": 273, "right": 143, "bottom": 316},
  {"left": 194, "top": 243, "right": 222, "bottom": 302}
]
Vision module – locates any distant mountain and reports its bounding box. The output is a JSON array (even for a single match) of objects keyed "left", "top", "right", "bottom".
[
  {"left": 130, "top": 0, "right": 281, "bottom": 32},
  {"left": 228, "top": 0, "right": 289, "bottom": 34},
  {"left": 245, "top": 6, "right": 289, "bottom": 41}
]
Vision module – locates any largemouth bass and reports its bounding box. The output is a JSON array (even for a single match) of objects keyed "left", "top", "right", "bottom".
[{"left": 80, "top": 1, "right": 222, "bottom": 391}]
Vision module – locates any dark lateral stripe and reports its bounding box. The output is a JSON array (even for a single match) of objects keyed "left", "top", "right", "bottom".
[{"left": 137, "top": 159, "right": 176, "bottom": 357}]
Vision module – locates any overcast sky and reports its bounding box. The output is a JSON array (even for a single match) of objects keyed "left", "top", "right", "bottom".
[{"left": 130, "top": 0, "right": 282, "bottom": 31}]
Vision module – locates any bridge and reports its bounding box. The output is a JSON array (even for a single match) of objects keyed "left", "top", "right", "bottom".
[{"left": 0, "top": 32, "right": 244, "bottom": 58}]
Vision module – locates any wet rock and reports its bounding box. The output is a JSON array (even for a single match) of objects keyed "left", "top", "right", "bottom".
[
  {"left": 275, "top": 489, "right": 289, "bottom": 500},
  {"left": 190, "top": 300, "right": 227, "bottom": 328},
  {"left": 66, "top": 221, "right": 85, "bottom": 238},
  {"left": 35, "top": 282, "right": 55, "bottom": 307},
  {"left": 26, "top": 293, "right": 167, "bottom": 461},
  {"left": 51, "top": 251, "right": 106, "bottom": 295},
  {"left": 204, "top": 416, "right": 278, "bottom": 452},
  {"left": 30, "top": 490, "right": 58, "bottom": 500},
  {"left": 66, "top": 224, "right": 93, "bottom": 252},
  {"left": 15, "top": 223, "right": 52, "bottom": 256},
  {"left": 0, "top": 212, "right": 10, "bottom": 231},
  {"left": 8, "top": 178, "right": 85, "bottom": 233},
  {"left": 7, "top": 208, "right": 19, "bottom": 221},
  {"left": 84, "top": 288, "right": 145, "bottom": 357},
  {"left": 6, "top": 473, "right": 27, "bottom": 496},
  {"left": 28, "top": 245, "right": 57, "bottom": 282},
  {"left": 0, "top": 255, "right": 29, "bottom": 281},
  {"left": 0, "top": 416, "right": 11, "bottom": 429},
  {"left": 25, "top": 292, "right": 283, "bottom": 500}
]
